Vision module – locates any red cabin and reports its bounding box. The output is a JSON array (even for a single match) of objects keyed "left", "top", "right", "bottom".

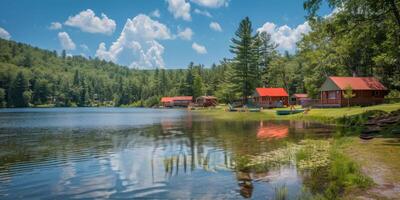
[
  {"left": 253, "top": 88, "right": 289, "bottom": 108},
  {"left": 161, "top": 97, "right": 173, "bottom": 107},
  {"left": 161, "top": 96, "right": 193, "bottom": 107},
  {"left": 320, "top": 76, "right": 388, "bottom": 107},
  {"left": 291, "top": 93, "right": 310, "bottom": 105}
]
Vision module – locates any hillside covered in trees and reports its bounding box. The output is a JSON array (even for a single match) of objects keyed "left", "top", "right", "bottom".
[{"left": 0, "top": 0, "right": 399, "bottom": 108}]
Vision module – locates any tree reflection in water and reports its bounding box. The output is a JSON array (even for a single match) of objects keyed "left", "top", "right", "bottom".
[{"left": 0, "top": 110, "right": 335, "bottom": 199}]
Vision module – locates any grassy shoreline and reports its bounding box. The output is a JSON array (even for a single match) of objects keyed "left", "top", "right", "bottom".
[{"left": 194, "top": 103, "right": 400, "bottom": 125}]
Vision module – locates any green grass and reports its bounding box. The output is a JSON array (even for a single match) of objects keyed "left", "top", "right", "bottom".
[{"left": 195, "top": 103, "right": 400, "bottom": 125}]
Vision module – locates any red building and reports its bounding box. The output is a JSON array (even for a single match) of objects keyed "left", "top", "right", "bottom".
[
  {"left": 253, "top": 88, "right": 289, "bottom": 108},
  {"left": 161, "top": 97, "right": 173, "bottom": 107},
  {"left": 291, "top": 93, "right": 310, "bottom": 105},
  {"left": 161, "top": 96, "right": 193, "bottom": 107},
  {"left": 320, "top": 76, "right": 388, "bottom": 107}
]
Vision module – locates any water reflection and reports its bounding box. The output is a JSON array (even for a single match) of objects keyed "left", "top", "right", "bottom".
[{"left": 0, "top": 108, "right": 334, "bottom": 199}]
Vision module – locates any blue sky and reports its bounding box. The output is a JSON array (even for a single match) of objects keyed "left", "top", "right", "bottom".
[{"left": 0, "top": 0, "right": 332, "bottom": 69}]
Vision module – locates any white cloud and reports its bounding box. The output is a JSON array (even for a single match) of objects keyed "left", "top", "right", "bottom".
[
  {"left": 0, "top": 27, "right": 11, "bottom": 40},
  {"left": 58, "top": 32, "right": 76, "bottom": 50},
  {"left": 177, "top": 27, "right": 193, "bottom": 40},
  {"left": 80, "top": 44, "right": 89, "bottom": 51},
  {"left": 95, "top": 14, "right": 171, "bottom": 69},
  {"left": 167, "top": 0, "right": 191, "bottom": 21},
  {"left": 150, "top": 9, "right": 161, "bottom": 18},
  {"left": 192, "top": 42, "right": 207, "bottom": 54},
  {"left": 257, "top": 21, "right": 311, "bottom": 52},
  {"left": 194, "top": 9, "right": 212, "bottom": 17},
  {"left": 191, "top": 0, "right": 229, "bottom": 8},
  {"left": 209, "top": 22, "right": 222, "bottom": 32},
  {"left": 65, "top": 9, "right": 116, "bottom": 35},
  {"left": 49, "top": 22, "right": 62, "bottom": 30}
]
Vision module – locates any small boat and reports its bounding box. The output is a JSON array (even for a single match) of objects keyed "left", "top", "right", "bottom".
[
  {"left": 276, "top": 109, "right": 304, "bottom": 115},
  {"left": 248, "top": 108, "right": 261, "bottom": 112},
  {"left": 227, "top": 104, "right": 238, "bottom": 112}
]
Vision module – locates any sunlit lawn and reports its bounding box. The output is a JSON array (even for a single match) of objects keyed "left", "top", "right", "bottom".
[{"left": 198, "top": 103, "right": 400, "bottom": 123}]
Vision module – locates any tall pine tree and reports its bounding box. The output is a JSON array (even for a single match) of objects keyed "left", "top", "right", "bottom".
[{"left": 229, "top": 17, "right": 259, "bottom": 104}]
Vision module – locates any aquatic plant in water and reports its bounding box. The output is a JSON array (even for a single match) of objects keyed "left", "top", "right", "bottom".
[
  {"left": 243, "top": 140, "right": 331, "bottom": 171},
  {"left": 296, "top": 140, "right": 330, "bottom": 170}
]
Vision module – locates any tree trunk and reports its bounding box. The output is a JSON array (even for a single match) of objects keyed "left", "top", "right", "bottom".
[{"left": 389, "top": 0, "right": 400, "bottom": 28}]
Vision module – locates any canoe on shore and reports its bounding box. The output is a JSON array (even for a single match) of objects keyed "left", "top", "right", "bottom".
[{"left": 276, "top": 109, "right": 304, "bottom": 115}]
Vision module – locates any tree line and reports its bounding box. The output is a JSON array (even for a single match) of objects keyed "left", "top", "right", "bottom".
[{"left": 0, "top": 0, "right": 399, "bottom": 107}]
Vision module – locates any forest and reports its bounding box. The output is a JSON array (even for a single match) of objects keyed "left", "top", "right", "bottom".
[{"left": 0, "top": 0, "right": 399, "bottom": 108}]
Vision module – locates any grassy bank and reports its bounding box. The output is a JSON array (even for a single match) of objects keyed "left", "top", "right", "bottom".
[{"left": 195, "top": 103, "right": 400, "bottom": 125}]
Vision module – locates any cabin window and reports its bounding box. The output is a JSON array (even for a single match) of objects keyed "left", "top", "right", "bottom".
[
  {"left": 373, "top": 91, "right": 380, "bottom": 97},
  {"left": 328, "top": 91, "right": 337, "bottom": 99}
]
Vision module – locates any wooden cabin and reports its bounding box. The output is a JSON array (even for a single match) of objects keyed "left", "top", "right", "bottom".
[
  {"left": 291, "top": 93, "right": 310, "bottom": 105},
  {"left": 196, "top": 96, "right": 217, "bottom": 107},
  {"left": 320, "top": 76, "right": 388, "bottom": 107},
  {"left": 160, "top": 96, "right": 193, "bottom": 107},
  {"left": 253, "top": 88, "right": 289, "bottom": 108},
  {"left": 161, "top": 97, "right": 173, "bottom": 107}
]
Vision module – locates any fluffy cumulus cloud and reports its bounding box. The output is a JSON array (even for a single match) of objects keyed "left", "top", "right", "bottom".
[
  {"left": 167, "top": 0, "right": 191, "bottom": 21},
  {"left": 65, "top": 9, "right": 116, "bottom": 35},
  {"left": 177, "top": 27, "right": 193, "bottom": 40},
  {"left": 191, "top": 0, "right": 229, "bottom": 8},
  {"left": 150, "top": 9, "right": 161, "bottom": 18},
  {"left": 58, "top": 32, "right": 76, "bottom": 50},
  {"left": 194, "top": 9, "right": 212, "bottom": 17},
  {"left": 95, "top": 14, "right": 171, "bottom": 69},
  {"left": 0, "top": 27, "right": 11, "bottom": 40},
  {"left": 209, "top": 22, "right": 222, "bottom": 32},
  {"left": 192, "top": 42, "right": 207, "bottom": 54},
  {"left": 257, "top": 21, "right": 311, "bottom": 51},
  {"left": 49, "top": 22, "right": 62, "bottom": 30}
]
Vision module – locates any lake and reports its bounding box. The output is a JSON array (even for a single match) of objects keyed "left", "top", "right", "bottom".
[{"left": 0, "top": 108, "right": 334, "bottom": 199}]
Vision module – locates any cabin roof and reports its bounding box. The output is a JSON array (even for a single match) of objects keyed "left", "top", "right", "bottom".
[
  {"left": 161, "top": 97, "right": 173, "bottom": 102},
  {"left": 161, "top": 96, "right": 193, "bottom": 102},
  {"left": 171, "top": 96, "right": 193, "bottom": 101},
  {"left": 322, "top": 76, "right": 387, "bottom": 91},
  {"left": 292, "top": 93, "right": 308, "bottom": 98},
  {"left": 255, "top": 88, "right": 288, "bottom": 97}
]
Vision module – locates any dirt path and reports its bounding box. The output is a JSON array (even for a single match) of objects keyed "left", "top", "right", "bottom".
[{"left": 344, "top": 138, "right": 400, "bottom": 199}]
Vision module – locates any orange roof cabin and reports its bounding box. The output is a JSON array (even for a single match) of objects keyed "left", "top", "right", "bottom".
[
  {"left": 161, "top": 96, "right": 193, "bottom": 107},
  {"left": 320, "top": 76, "right": 388, "bottom": 107},
  {"left": 253, "top": 88, "right": 289, "bottom": 108},
  {"left": 172, "top": 96, "right": 193, "bottom": 107},
  {"left": 291, "top": 93, "right": 310, "bottom": 105},
  {"left": 161, "top": 97, "right": 174, "bottom": 107},
  {"left": 196, "top": 96, "right": 217, "bottom": 107}
]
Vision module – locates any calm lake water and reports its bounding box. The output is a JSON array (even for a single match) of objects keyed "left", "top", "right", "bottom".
[{"left": 0, "top": 108, "right": 334, "bottom": 199}]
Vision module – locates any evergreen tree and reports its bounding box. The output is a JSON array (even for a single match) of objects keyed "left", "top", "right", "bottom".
[
  {"left": 10, "top": 72, "right": 30, "bottom": 107},
  {"left": 229, "top": 17, "right": 259, "bottom": 104},
  {"left": 193, "top": 73, "right": 204, "bottom": 98},
  {"left": 61, "top": 50, "right": 66, "bottom": 59},
  {"left": 257, "top": 32, "right": 278, "bottom": 86}
]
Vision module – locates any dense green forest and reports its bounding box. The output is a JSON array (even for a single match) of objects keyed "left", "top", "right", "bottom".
[{"left": 0, "top": 0, "right": 399, "bottom": 107}]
